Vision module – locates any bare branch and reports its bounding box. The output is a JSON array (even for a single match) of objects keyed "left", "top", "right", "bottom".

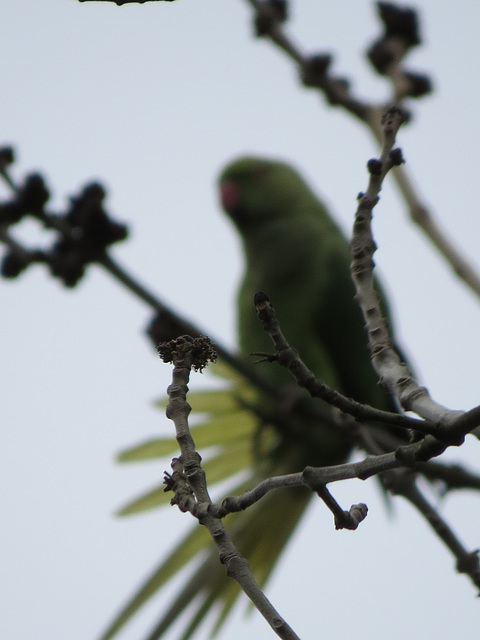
[
  {"left": 159, "top": 336, "right": 302, "bottom": 640},
  {"left": 350, "top": 107, "right": 467, "bottom": 436},
  {"left": 252, "top": 290, "right": 440, "bottom": 438},
  {"left": 393, "top": 474, "right": 480, "bottom": 590}
]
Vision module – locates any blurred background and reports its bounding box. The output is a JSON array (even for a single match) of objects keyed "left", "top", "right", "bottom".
[{"left": 2, "top": 2, "right": 479, "bottom": 639}]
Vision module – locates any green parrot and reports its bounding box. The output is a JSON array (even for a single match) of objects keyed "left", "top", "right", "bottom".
[
  {"left": 218, "top": 156, "right": 397, "bottom": 466},
  {"left": 102, "top": 156, "right": 403, "bottom": 640}
]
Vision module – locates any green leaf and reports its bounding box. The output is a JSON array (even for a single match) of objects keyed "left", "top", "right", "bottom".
[
  {"left": 153, "top": 388, "right": 241, "bottom": 416},
  {"left": 117, "top": 437, "right": 179, "bottom": 462},
  {"left": 206, "top": 359, "right": 251, "bottom": 384},
  {"left": 115, "top": 483, "right": 170, "bottom": 516},
  {"left": 152, "top": 369, "right": 257, "bottom": 417},
  {"left": 117, "top": 407, "right": 257, "bottom": 465},
  {"left": 99, "top": 524, "right": 212, "bottom": 640},
  {"left": 201, "top": 441, "right": 253, "bottom": 486},
  {"left": 189, "top": 410, "right": 256, "bottom": 448}
]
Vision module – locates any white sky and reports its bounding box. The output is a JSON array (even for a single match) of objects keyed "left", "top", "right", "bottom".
[{"left": 2, "top": 2, "right": 480, "bottom": 639}]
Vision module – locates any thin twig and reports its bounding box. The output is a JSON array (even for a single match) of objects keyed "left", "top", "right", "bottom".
[
  {"left": 394, "top": 474, "right": 480, "bottom": 590},
  {"left": 252, "top": 291, "right": 439, "bottom": 437},
  {"left": 160, "top": 336, "right": 302, "bottom": 640}
]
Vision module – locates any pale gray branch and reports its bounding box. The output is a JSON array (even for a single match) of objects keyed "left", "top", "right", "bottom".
[{"left": 160, "top": 336, "right": 302, "bottom": 640}]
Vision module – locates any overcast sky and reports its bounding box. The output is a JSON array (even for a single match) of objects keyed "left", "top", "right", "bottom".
[{"left": 2, "top": 2, "right": 480, "bottom": 640}]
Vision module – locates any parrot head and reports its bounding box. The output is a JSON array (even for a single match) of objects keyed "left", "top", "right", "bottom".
[{"left": 219, "top": 156, "right": 317, "bottom": 234}]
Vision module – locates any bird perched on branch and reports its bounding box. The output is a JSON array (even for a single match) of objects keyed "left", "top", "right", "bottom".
[{"left": 102, "top": 156, "right": 404, "bottom": 640}]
